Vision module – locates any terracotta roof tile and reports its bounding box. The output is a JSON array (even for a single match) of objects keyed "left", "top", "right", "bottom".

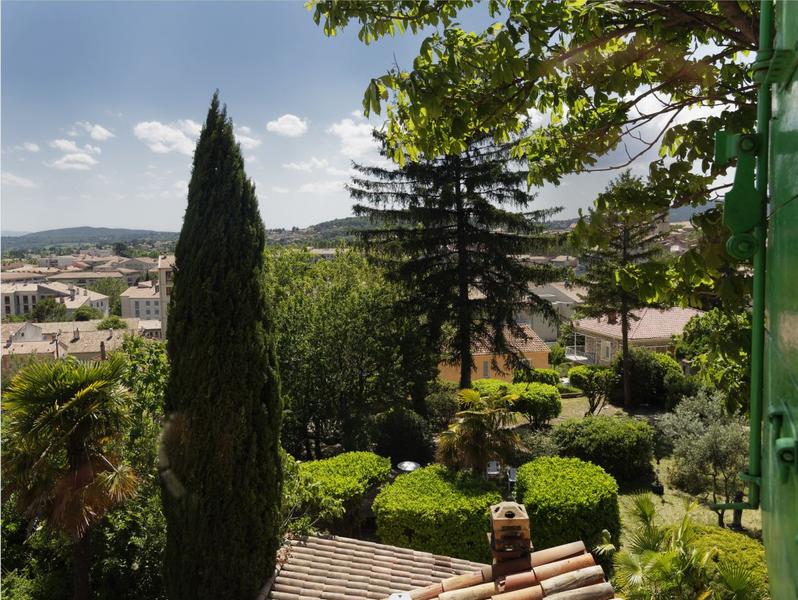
[
  {"left": 472, "top": 324, "right": 550, "bottom": 355},
  {"left": 573, "top": 307, "right": 702, "bottom": 341}
]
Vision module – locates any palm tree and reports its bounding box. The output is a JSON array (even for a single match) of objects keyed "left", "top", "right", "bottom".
[
  {"left": 436, "top": 388, "right": 520, "bottom": 473},
  {"left": 2, "top": 355, "right": 138, "bottom": 600},
  {"left": 597, "top": 494, "right": 765, "bottom": 599}
]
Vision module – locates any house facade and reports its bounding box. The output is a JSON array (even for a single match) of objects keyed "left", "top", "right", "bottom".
[
  {"left": 571, "top": 307, "right": 702, "bottom": 366},
  {"left": 517, "top": 282, "right": 586, "bottom": 342},
  {"left": 1, "top": 282, "right": 109, "bottom": 318},
  {"left": 120, "top": 280, "right": 161, "bottom": 320},
  {"left": 157, "top": 254, "right": 174, "bottom": 337}
]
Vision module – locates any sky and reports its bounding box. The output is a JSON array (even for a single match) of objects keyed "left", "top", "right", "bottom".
[{"left": 1, "top": 1, "right": 650, "bottom": 234}]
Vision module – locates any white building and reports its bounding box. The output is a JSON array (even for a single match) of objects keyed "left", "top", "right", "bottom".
[
  {"left": 516, "top": 282, "right": 586, "bottom": 342},
  {"left": 120, "top": 280, "right": 161, "bottom": 320},
  {"left": 1, "top": 282, "right": 109, "bottom": 318},
  {"left": 157, "top": 255, "right": 174, "bottom": 337}
]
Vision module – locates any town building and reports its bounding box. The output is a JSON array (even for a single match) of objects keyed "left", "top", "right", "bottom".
[
  {"left": 158, "top": 254, "right": 174, "bottom": 337},
  {"left": 517, "top": 282, "right": 586, "bottom": 342},
  {"left": 38, "top": 254, "right": 78, "bottom": 269},
  {"left": 438, "top": 324, "right": 551, "bottom": 383},
  {"left": 570, "top": 306, "right": 702, "bottom": 365},
  {"left": 120, "top": 280, "right": 161, "bottom": 320},
  {"left": 1, "top": 281, "right": 109, "bottom": 318}
]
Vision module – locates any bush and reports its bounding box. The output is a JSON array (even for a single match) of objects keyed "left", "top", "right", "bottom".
[
  {"left": 424, "top": 380, "right": 459, "bottom": 432},
  {"left": 472, "top": 378, "right": 511, "bottom": 397},
  {"left": 373, "top": 464, "right": 501, "bottom": 562},
  {"left": 371, "top": 408, "right": 433, "bottom": 466},
  {"left": 510, "top": 382, "right": 561, "bottom": 428},
  {"left": 507, "top": 429, "right": 559, "bottom": 467},
  {"left": 299, "top": 451, "right": 391, "bottom": 534},
  {"left": 693, "top": 526, "right": 769, "bottom": 594},
  {"left": 514, "top": 368, "right": 560, "bottom": 386},
  {"left": 97, "top": 315, "right": 128, "bottom": 330},
  {"left": 553, "top": 416, "right": 654, "bottom": 486},
  {"left": 611, "top": 347, "right": 686, "bottom": 408},
  {"left": 568, "top": 365, "right": 615, "bottom": 415},
  {"left": 515, "top": 457, "right": 620, "bottom": 551}
]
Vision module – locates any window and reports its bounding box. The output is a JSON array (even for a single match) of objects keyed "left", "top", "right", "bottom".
[
  {"left": 4, "top": 297, "right": 9, "bottom": 305},
  {"left": 134, "top": 301, "right": 140, "bottom": 309},
  {"left": 145, "top": 300, "right": 150, "bottom": 306},
  {"left": 483, "top": 361, "right": 490, "bottom": 378},
  {"left": 4, "top": 306, "right": 10, "bottom": 315},
  {"left": 22, "top": 295, "right": 28, "bottom": 305},
  {"left": 603, "top": 342, "right": 611, "bottom": 359}
]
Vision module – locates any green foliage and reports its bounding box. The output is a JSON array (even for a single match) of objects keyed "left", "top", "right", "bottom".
[
  {"left": 373, "top": 464, "right": 501, "bottom": 562},
  {"left": 675, "top": 309, "right": 751, "bottom": 412},
  {"left": 510, "top": 382, "right": 561, "bottom": 428},
  {"left": 371, "top": 407, "right": 433, "bottom": 466},
  {"left": 73, "top": 305, "right": 103, "bottom": 321},
  {"left": 89, "top": 278, "right": 127, "bottom": 316},
  {"left": 507, "top": 429, "right": 559, "bottom": 467},
  {"left": 611, "top": 347, "right": 687, "bottom": 409},
  {"left": 265, "top": 246, "right": 438, "bottom": 458},
  {"left": 513, "top": 367, "right": 559, "bottom": 386},
  {"left": 693, "top": 526, "right": 769, "bottom": 595},
  {"left": 299, "top": 451, "right": 391, "bottom": 534},
  {"left": 437, "top": 388, "right": 520, "bottom": 473},
  {"left": 97, "top": 315, "right": 128, "bottom": 330},
  {"left": 567, "top": 365, "right": 616, "bottom": 415},
  {"left": 161, "top": 93, "right": 282, "bottom": 600},
  {"left": 471, "top": 377, "right": 510, "bottom": 397},
  {"left": 515, "top": 457, "right": 621, "bottom": 552},
  {"left": 657, "top": 391, "right": 747, "bottom": 526},
  {"left": 424, "top": 379, "right": 459, "bottom": 432},
  {"left": 29, "top": 297, "right": 67, "bottom": 323},
  {"left": 350, "top": 133, "right": 560, "bottom": 388},
  {"left": 553, "top": 416, "right": 654, "bottom": 487},
  {"left": 604, "top": 495, "right": 767, "bottom": 599}
]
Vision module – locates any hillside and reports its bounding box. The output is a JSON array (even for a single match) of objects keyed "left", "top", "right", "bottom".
[{"left": 2, "top": 226, "right": 179, "bottom": 251}]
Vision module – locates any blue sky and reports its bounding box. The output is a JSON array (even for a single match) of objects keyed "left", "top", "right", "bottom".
[{"left": 1, "top": 1, "right": 625, "bottom": 234}]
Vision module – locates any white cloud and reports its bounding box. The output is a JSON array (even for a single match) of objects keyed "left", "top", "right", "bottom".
[
  {"left": 235, "top": 126, "right": 262, "bottom": 150},
  {"left": 173, "top": 180, "right": 187, "bottom": 191},
  {"left": 1, "top": 172, "right": 37, "bottom": 188},
  {"left": 50, "top": 153, "right": 99, "bottom": 170},
  {"left": 22, "top": 142, "right": 40, "bottom": 152},
  {"left": 327, "top": 116, "right": 377, "bottom": 159},
  {"left": 133, "top": 119, "right": 201, "bottom": 155},
  {"left": 245, "top": 155, "right": 258, "bottom": 164},
  {"left": 266, "top": 114, "right": 308, "bottom": 137},
  {"left": 49, "top": 139, "right": 101, "bottom": 155},
  {"left": 271, "top": 186, "right": 289, "bottom": 194},
  {"left": 282, "top": 157, "right": 328, "bottom": 172},
  {"left": 326, "top": 166, "right": 355, "bottom": 177},
  {"left": 75, "top": 121, "right": 115, "bottom": 141},
  {"left": 298, "top": 180, "right": 346, "bottom": 194}
]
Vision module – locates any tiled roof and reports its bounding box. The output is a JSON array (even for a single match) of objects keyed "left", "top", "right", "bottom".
[
  {"left": 158, "top": 255, "right": 175, "bottom": 269},
  {"left": 63, "top": 329, "right": 128, "bottom": 355},
  {"left": 2, "top": 339, "right": 64, "bottom": 357},
  {"left": 267, "top": 535, "right": 487, "bottom": 600},
  {"left": 47, "top": 271, "right": 125, "bottom": 280},
  {"left": 573, "top": 307, "right": 702, "bottom": 341},
  {"left": 121, "top": 284, "right": 160, "bottom": 299},
  {"left": 472, "top": 324, "right": 550, "bottom": 355}
]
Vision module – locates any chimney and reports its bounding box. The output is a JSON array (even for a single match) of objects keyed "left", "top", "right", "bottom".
[
  {"left": 100, "top": 340, "right": 106, "bottom": 360},
  {"left": 69, "top": 286, "right": 75, "bottom": 301},
  {"left": 606, "top": 311, "right": 618, "bottom": 325},
  {"left": 73, "top": 327, "right": 80, "bottom": 341}
]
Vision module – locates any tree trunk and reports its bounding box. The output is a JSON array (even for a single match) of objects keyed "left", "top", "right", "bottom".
[
  {"left": 717, "top": 509, "right": 726, "bottom": 528},
  {"left": 72, "top": 531, "right": 90, "bottom": 600},
  {"left": 313, "top": 418, "right": 322, "bottom": 459},
  {"left": 620, "top": 302, "right": 632, "bottom": 408},
  {"left": 454, "top": 157, "right": 472, "bottom": 389}
]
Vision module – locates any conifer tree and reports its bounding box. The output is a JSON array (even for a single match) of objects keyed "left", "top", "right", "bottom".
[
  {"left": 349, "top": 134, "right": 559, "bottom": 389},
  {"left": 573, "top": 171, "right": 668, "bottom": 408},
  {"left": 161, "top": 92, "right": 282, "bottom": 600}
]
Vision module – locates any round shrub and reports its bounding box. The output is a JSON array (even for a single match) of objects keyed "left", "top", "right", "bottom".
[
  {"left": 511, "top": 382, "right": 561, "bottom": 428},
  {"left": 514, "top": 368, "right": 560, "bottom": 387},
  {"left": 553, "top": 416, "right": 654, "bottom": 486},
  {"left": 300, "top": 451, "right": 392, "bottom": 533},
  {"left": 472, "top": 378, "right": 511, "bottom": 397},
  {"left": 373, "top": 464, "right": 501, "bottom": 562},
  {"left": 371, "top": 407, "right": 433, "bottom": 466},
  {"left": 611, "top": 347, "right": 686, "bottom": 408},
  {"left": 515, "top": 457, "right": 620, "bottom": 551},
  {"left": 507, "top": 429, "right": 559, "bottom": 467},
  {"left": 567, "top": 365, "right": 594, "bottom": 393},
  {"left": 694, "top": 526, "right": 769, "bottom": 593}
]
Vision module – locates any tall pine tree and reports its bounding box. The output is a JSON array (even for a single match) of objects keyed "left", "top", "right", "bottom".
[
  {"left": 161, "top": 93, "right": 282, "bottom": 600},
  {"left": 349, "top": 134, "right": 560, "bottom": 389},
  {"left": 573, "top": 171, "right": 668, "bottom": 408}
]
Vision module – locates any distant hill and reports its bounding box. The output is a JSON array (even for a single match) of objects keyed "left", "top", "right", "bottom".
[{"left": 2, "top": 227, "right": 179, "bottom": 251}]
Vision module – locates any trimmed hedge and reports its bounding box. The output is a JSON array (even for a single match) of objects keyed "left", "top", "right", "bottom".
[
  {"left": 553, "top": 416, "right": 654, "bottom": 486},
  {"left": 300, "top": 452, "right": 392, "bottom": 533},
  {"left": 514, "top": 368, "right": 560, "bottom": 387},
  {"left": 373, "top": 464, "right": 502, "bottom": 562},
  {"left": 511, "top": 382, "right": 562, "bottom": 428},
  {"left": 515, "top": 457, "right": 621, "bottom": 551},
  {"left": 472, "top": 378, "right": 511, "bottom": 397},
  {"left": 610, "top": 347, "right": 686, "bottom": 408},
  {"left": 371, "top": 408, "right": 434, "bottom": 466},
  {"left": 694, "top": 526, "right": 769, "bottom": 594},
  {"left": 567, "top": 365, "right": 598, "bottom": 393}
]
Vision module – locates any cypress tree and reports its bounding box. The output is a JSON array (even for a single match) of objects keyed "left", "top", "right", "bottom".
[
  {"left": 349, "top": 134, "right": 560, "bottom": 389},
  {"left": 161, "top": 92, "right": 282, "bottom": 600},
  {"left": 573, "top": 171, "right": 668, "bottom": 408}
]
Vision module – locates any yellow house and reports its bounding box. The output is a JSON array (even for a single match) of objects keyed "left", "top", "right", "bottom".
[{"left": 439, "top": 324, "right": 551, "bottom": 383}]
